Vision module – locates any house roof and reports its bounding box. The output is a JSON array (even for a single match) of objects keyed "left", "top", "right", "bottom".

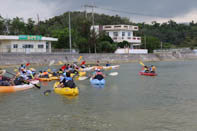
[{"left": 0, "top": 35, "right": 58, "bottom": 41}]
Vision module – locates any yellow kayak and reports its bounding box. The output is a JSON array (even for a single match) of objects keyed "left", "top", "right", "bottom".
[
  {"left": 53, "top": 82, "right": 79, "bottom": 96},
  {"left": 50, "top": 76, "right": 60, "bottom": 80},
  {"left": 71, "top": 71, "right": 86, "bottom": 77},
  {"left": 39, "top": 77, "right": 52, "bottom": 81}
]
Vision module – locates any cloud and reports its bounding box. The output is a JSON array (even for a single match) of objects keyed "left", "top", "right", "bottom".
[{"left": 1, "top": 0, "right": 197, "bottom": 23}]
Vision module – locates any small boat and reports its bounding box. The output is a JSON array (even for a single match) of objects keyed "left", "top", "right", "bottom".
[
  {"left": 53, "top": 82, "right": 79, "bottom": 96},
  {"left": 139, "top": 71, "right": 157, "bottom": 76},
  {"left": 0, "top": 80, "right": 39, "bottom": 93},
  {"left": 90, "top": 78, "right": 105, "bottom": 85}
]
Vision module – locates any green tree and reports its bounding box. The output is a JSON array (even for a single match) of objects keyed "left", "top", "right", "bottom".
[
  {"left": 142, "top": 36, "right": 160, "bottom": 53},
  {"left": 10, "top": 17, "right": 25, "bottom": 35}
]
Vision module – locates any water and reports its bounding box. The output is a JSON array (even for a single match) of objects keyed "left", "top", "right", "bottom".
[{"left": 1, "top": 60, "right": 197, "bottom": 131}]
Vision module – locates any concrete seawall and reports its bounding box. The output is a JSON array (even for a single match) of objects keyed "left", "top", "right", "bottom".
[{"left": 0, "top": 52, "right": 197, "bottom": 67}]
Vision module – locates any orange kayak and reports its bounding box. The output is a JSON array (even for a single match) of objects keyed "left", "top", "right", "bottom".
[
  {"left": 0, "top": 80, "right": 39, "bottom": 93},
  {"left": 39, "top": 78, "right": 52, "bottom": 81}
]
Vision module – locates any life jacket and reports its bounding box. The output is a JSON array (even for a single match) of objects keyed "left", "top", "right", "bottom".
[
  {"left": 0, "top": 76, "right": 2, "bottom": 81},
  {"left": 152, "top": 66, "right": 156, "bottom": 71},
  {"left": 43, "top": 72, "right": 48, "bottom": 75},
  {"left": 96, "top": 72, "right": 102, "bottom": 75},
  {"left": 66, "top": 77, "right": 73, "bottom": 81}
]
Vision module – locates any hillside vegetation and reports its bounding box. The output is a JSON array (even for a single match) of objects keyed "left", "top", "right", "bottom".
[{"left": 1, "top": 11, "right": 197, "bottom": 53}]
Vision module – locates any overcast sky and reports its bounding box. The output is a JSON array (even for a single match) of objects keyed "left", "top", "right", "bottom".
[{"left": 1, "top": 0, "right": 197, "bottom": 23}]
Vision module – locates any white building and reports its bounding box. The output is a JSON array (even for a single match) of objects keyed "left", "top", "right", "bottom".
[
  {"left": 91, "top": 25, "right": 147, "bottom": 54},
  {"left": 91, "top": 25, "right": 141, "bottom": 48},
  {"left": 0, "top": 35, "right": 58, "bottom": 53}
]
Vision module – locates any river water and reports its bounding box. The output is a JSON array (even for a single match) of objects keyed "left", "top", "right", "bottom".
[{"left": 0, "top": 60, "right": 197, "bottom": 131}]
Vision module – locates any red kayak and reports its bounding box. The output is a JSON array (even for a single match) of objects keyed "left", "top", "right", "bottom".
[{"left": 139, "top": 72, "right": 157, "bottom": 76}]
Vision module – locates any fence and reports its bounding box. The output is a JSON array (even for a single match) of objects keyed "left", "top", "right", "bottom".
[
  {"left": 153, "top": 48, "right": 192, "bottom": 53},
  {"left": 0, "top": 48, "right": 79, "bottom": 55}
]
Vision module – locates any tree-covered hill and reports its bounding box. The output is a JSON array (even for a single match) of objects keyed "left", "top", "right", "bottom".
[{"left": 0, "top": 11, "right": 197, "bottom": 53}]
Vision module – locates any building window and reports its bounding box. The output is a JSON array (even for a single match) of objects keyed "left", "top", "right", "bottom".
[
  {"left": 122, "top": 32, "right": 125, "bottom": 37},
  {"left": 113, "top": 32, "right": 118, "bottom": 37},
  {"left": 114, "top": 25, "right": 121, "bottom": 28},
  {"left": 134, "top": 26, "right": 138, "bottom": 29},
  {"left": 13, "top": 44, "right": 18, "bottom": 48},
  {"left": 128, "top": 32, "right": 131, "bottom": 36},
  {"left": 104, "top": 26, "right": 112, "bottom": 28},
  {"left": 23, "top": 44, "right": 34, "bottom": 48},
  {"left": 38, "top": 45, "right": 44, "bottom": 48}
]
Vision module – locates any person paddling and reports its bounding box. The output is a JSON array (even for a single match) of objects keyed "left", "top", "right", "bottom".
[
  {"left": 92, "top": 69, "right": 105, "bottom": 80},
  {"left": 106, "top": 61, "right": 110, "bottom": 66},
  {"left": 150, "top": 65, "right": 156, "bottom": 73},
  {"left": 142, "top": 66, "right": 149, "bottom": 73},
  {"left": 59, "top": 72, "right": 76, "bottom": 88},
  {"left": 0, "top": 69, "right": 11, "bottom": 86}
]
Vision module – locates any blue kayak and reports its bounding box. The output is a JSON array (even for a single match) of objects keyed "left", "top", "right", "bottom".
[{"left": 90, "top": 78, "right": 105, "bottom": 85}]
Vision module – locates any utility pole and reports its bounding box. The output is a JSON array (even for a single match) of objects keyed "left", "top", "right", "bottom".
[
  {"left": 36, "top": 14, "right": 40, "bottom": 35},
  {"left": 144, "top": 35, "right": 146, "bottom": 49},
  {"left": 68, "top": 11, "right": 72, "bottom": 53},
  {"left": 160, "top": 41, "right": 163, "bottom": 50},
  {"left": 5, "top": 20, "right": 9, "bottom": 35},
  {"left": 84, "top": 4, "right": 97, "bottom": 53},
  {"left": 84, "top": 5, "right": 87, "bottom": 19}
]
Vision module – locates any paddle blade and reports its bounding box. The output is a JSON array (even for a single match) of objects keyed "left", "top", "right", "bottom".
[
  {"left": 61, "top": 65, "right": 66, "bottom": 70},
  {"left": 139, "top": 61, "right": 145, "bottom": 66},
  {"left": 78, "top": 56, "right": 83, "bottom": 62},
  {"left": 14, "top": 68, "right": 18, "bottom": 72},
  {"left": 26, "top": 63, "right": 30, "bottom": 67},
  {"left": 109, "top": 72, "right": 118, "bottom": 76},
  {"left": 34, "top": 84, "right": 41, "bottom": 89},
  {"left": 43, "top": 90, "right": 52, "bottom": 96},
  {"left": 78, "top": 76, "right": 88, "bottom": 81},
  {"left": 49, "top": 60, "right": 55, "bottom": 66},
  {"left": 58, "top": 61, "right": 63, "bottom": 65}
]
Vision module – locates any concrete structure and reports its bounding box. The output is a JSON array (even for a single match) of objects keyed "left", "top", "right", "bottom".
[
  {"left": 115, "top": 48, "right": 148, "bottom": 54},
  {"left": 0, "top": 35, "right": 58, "bottom": 53},
  {"left": 91, "top": 25, "right": 141, "bottom": 48},
  {"left": 1, "top": 52, "right": 197, "bottom": 67}
]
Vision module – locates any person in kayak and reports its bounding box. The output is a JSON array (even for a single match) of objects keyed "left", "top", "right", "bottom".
[
  {"left": 150, "top": 65, "right": 156, "bottom": 73},
  {"left": 52, "top": 69, "right": 58, "bottom": 76},
  {"left": 59, "top": 72, "right": 76, "bottom": 88},
  {"left": 13, "top": 76, "right": 26, "bottom": 85},
  {"left": 26, "top": 69, "right": 34, "bottom": 79},
  {"left": 96, "top": 60, "right": 100, "bottom": 66},
  {"left": 106, "top": 61, "right": 110, "bottom": 66},
  {"left": 80, "top": 61, "right": 86, "bottom": 68},
  {"left": 42, "top": 71, "right": 49, "bottom": 78},
  {"left": 0, "top": 69, "right": 11, "bottom": 86},
  {"left": 92, "top": 69, "right": 105, "bottom": 80},
  {"left": 142, "top": 66, "right": 149, "bottom": 73}
]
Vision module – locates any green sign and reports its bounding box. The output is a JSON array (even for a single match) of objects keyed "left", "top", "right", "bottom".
[{"left": 19, "top": 35, "right": 42, "bottom": 40}]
